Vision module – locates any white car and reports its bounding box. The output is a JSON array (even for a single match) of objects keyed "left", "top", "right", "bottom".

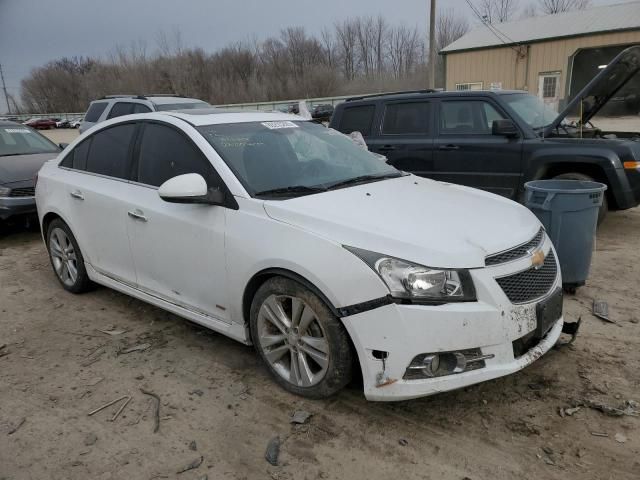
[{"left": 35, "top": 110, "right": 564, "bottom": 401}]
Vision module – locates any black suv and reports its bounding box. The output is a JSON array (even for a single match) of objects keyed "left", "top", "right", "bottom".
[{"left": 329, "top": 46, "right": 640, "bottom": 222}]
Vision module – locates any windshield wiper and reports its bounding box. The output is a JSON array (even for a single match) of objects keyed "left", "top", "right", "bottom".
[
  {"left": 254, "top": 185, "right": 327, "bottom": 197},
  {"left": 325, "top": 172, "right": 405, "bottom": 190}
]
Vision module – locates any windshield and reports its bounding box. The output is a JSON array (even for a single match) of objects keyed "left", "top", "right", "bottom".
[
  {"left": 197, "top": 121, "right": 400, "bottom": 197},
  {"left": 502, "top": 93, "right": 559, "bottom": 130},
  {"left": 154, "top": 101, "right": 210, "bottom": 111},
  {"left": 0, "top": 126, "right": 59, "bottom": 156}
]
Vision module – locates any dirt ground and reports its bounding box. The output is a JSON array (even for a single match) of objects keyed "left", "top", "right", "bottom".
[
  {"left": 0, "top": 120, "right": 637, "bottom": 480},
  {"left": 0, "top": 211, "right": 639, "bottom": 480}
]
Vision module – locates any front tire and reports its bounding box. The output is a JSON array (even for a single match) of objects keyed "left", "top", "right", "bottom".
[
  {"left": 46, "top": 219, "right": 92, "bottom": 293},
  {"left": 553, "top": 172, "right": 608, "bottom": 226},
  {"left": 250, "top": 277, "right": 353, "bottom": 398}
]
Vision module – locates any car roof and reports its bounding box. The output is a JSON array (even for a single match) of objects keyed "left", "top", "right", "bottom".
[
  {"left": 147, "top": 96, "right": 205, "bottom": 105},
  {"left": 341, "top": 89, "right": 527, "bottom": 104},
  {"left": 161, "top": 108, "right": 304, "bottom": 126}
]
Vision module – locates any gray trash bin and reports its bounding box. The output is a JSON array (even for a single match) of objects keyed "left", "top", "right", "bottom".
[{"left": 524, "top": 179, "right": 607, "bottom": 292}]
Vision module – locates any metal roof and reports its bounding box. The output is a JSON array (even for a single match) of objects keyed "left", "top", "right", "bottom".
[{"left": 441, "top": 1, "right": 640, "bottom": 53}]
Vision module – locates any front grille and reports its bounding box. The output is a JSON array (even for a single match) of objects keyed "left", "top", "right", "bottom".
[
  {"left": 9, "top": 186, "right": 35, "bottom": 197},
  {"left": 485, "top": 228, "right": 544, "bottom": 266},
  {"left": 495, "top": 250, "right": 558, "bottom": 304}
]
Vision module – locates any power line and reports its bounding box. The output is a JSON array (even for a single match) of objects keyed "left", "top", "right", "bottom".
[{"left": 463, "top": 0, "right": 523, "bottom": 54}]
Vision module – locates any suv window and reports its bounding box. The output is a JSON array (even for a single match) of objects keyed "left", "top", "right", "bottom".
[
  {"left": 107, "top": 102, "right": 137, "bottom": 119},
  {"left": 84, "top": 102, "right": 108, "bottom": 122},
  {"left": 132, "top": 103, "right": 151, "bottom": 114},
  {"left": 382, "top": 102, "right": 429, "bottom": 135},
  {"left": 136, "top": 123, "right": 216, "bottom": 187},
  {"left": 440, "top": 100, "right": 507, "bottom": 135},
  {"left": 338, "top": 105, "right": 375, "bottom": 137},
  {"left": 85, "top": 124, "right": 136, "bottom": 178}
]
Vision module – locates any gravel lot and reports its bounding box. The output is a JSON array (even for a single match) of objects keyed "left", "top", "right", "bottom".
[{"left": 0, "top": 121, "right": 638, "bottom": 480}]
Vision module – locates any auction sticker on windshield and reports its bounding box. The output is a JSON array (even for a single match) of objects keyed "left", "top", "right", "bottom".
[{"left": 261, "top": 121, "right": 299, "bottom": 129}]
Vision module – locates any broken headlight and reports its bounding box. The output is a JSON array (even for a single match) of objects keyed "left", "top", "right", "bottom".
[{"left": 344, "top": 246, "right": 476, "bottom": 302}]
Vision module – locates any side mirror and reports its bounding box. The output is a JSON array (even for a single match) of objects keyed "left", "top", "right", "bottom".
[
  {"left": 492, "top": 119, "right": 519, "bottom": 137},
  {"left": 158, "top": 173, "right": 224, "bottom": 205},
  {"left": 59, "top": 143, "right": 69, "bottom": 149}
]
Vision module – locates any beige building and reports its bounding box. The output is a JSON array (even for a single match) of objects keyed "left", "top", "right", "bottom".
[{"left": 441, "top": 1, "right": 640, "bottom": 112}]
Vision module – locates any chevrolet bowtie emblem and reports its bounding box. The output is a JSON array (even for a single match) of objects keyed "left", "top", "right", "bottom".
[{"left": 530, "top": 249, "right": 545, "bottom": 269}]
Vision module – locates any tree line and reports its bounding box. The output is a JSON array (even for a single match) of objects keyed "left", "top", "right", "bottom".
[
  {"left": 20, "top": 12, "right": 469, "bottom": 113},
  {"left": 19, "top": 0, "right": 592, "bottom": 113}
]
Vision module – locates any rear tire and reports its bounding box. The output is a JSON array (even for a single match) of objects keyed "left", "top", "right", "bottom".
[
  {"left": 249, "top": 277, "right": 353, "bottom": 398},
  {"left": 552, "top": 172, "right": 608, "bottom": 226},
  {"left": 46, "top": 219, "right": 93, "bottom": 293}
]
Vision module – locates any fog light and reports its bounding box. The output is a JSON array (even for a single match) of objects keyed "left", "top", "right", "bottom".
[{"left": 404, "top": 348, "right": 494, "bottom": 380}]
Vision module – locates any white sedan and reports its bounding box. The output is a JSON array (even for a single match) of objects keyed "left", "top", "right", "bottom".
[{"left": 35, "top": 109, "right": 564, "bottom": 401}]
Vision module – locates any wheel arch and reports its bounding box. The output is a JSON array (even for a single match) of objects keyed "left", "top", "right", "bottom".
[
  {"left": 532, "top": 160, "right": 618, "bottom": 209},
  {"left": 242, "top": 268, "right": 341, "bottom": 330},
  {"left": 242, "top": 267, "right": 364, "bottom": 386}
]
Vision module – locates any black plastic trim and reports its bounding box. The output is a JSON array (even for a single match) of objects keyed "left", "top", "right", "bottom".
[{"left": 337, "top": 296, "right": 394, "bottom": 317}]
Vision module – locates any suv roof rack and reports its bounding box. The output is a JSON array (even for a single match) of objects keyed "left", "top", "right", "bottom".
[
  {"left": 346, "top": 89, "right": 441, "bottom": 102},
  {"left": 100, "top": 94, "right": 183, "bottom": 100},
  {"left": 101, "top": 94, "right": 147, "bottom": 100}
]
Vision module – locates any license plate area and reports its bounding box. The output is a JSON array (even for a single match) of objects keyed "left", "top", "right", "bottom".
[{"left": 535, "top": 288, "right": 563, "bottom": 338}]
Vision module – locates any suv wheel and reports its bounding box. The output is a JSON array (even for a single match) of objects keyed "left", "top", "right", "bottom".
[
  {"left": 46, "top": 219, "right": 93, "bottom": 293},
  {"left": 250, "top": 277, "right": 353, "bottom": 398},
  {"left": 553, "top": 172, "right": 608, "bottom": 225}
]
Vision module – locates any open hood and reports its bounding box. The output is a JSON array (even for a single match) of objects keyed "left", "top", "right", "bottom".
[{"left": 544, "top": 45, "right": 640, "bottom": 137}]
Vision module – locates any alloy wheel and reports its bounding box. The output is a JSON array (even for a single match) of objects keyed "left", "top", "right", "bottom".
[
  {"left": 49, "top": 227, "right": 79, "bottom": 287},
  {"left": 257, "top": 294, "right": 330, "bottom": 387}
]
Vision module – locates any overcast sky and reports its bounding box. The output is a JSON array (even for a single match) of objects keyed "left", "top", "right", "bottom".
[{"left": 0, "top": 0, "right": 633, "bottom": 112}]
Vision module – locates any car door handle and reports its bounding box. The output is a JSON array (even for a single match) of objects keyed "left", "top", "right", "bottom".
[
  {"left": 127, "top": 209, "right": 147, "bottom": 222},
  {"left": 378, "top": 145, "right": 398, "bottom": 152},
  {"left": 69, "top": 190, "right": 84, "bottom": 200},
  {"left": 438, "top": 144, "right": 460, "bottom": 151}
]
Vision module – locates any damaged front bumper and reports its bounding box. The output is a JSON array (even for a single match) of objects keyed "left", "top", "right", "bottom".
[
  {"left": 341, "top": 239, "right": 565, "bottom": 401},
  {"left": 343, "top": 301, "right": 563, "bottom": 401}
]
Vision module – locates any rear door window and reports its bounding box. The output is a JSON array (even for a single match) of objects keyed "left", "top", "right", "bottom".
[
  {"left": 84, "top": 102, "right": 108, "bottom": 122},
  {"left": 60, "top": 139, "right": 92, "bottom": 170},
  {"left": 136, "top": 123, "right": 218, "bottom": 187},
  {"left": 382, "top": 102, "right": 430, "bottom": 135},
  {"left": 337, "top": 105, "right": 376, "bottom": 137},
  {"left": 85, "top": 124, "right": 136, "bottom": 179},
  {"left": 107, "top": 102, "right": 136, "bottom": 119}
]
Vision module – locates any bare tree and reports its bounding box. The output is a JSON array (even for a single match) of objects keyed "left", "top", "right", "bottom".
[
  {"left": 435, "top": 8, "right": 470, "bottom": 86},
  {"left": 334, "top": 19, "right": 359, "bottom": 81},
  {"left": 537, "top": 0, "right": 590, "bottom": 14},
  {"left": 479, "top": 0, "right": 519, "bottom": 23}
]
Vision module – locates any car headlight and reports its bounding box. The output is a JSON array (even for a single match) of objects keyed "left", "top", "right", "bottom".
[
  {"left": 344, "top": 246, "right": 476, "bottom": 302},
  {"left": 0, "top": 186, "right": 11, "bottom": 197}
]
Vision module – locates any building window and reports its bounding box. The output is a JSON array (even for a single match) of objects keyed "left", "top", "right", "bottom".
[
  {"left": 455, "top": 82, "right": 483, "bottom": 91},
  {"left": 542, "top": 76, "right": 558, "bottom": 98}
]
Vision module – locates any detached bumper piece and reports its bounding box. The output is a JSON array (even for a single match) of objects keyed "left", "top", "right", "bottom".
[{"left": 404, "top": 348, "right": 495, "bottom": 380}]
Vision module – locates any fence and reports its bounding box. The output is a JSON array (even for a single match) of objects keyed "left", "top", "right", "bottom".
[{"left": 1, "top": 93, "right": 365, "bottom": 121}]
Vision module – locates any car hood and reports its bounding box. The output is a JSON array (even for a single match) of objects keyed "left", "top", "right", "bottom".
[
  {"left": 263, "top": 175, "right": 540, "bottom": 269},
  {"left": 545, "top": 45, "right": 640, "bottom": 136},
  {"left": 0, "top": 152, "right": 59, "bottom": 184}
]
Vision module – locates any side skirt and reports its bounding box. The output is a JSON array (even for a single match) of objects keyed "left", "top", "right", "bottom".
[{"left": 86, "top": 263, "right": 250, "bottom": 345}]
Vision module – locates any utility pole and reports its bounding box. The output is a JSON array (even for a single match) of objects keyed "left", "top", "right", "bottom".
[
  {"left": 428, "top": 0, "right": 437, "bottom": 89},
  {"left": 0, "top": 64, "right": 10, "bottom": 114}
]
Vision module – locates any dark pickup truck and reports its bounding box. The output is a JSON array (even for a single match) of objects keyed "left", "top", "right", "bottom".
[{"left": 329, "top": 45, "right": 640, "bottom": 223}]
